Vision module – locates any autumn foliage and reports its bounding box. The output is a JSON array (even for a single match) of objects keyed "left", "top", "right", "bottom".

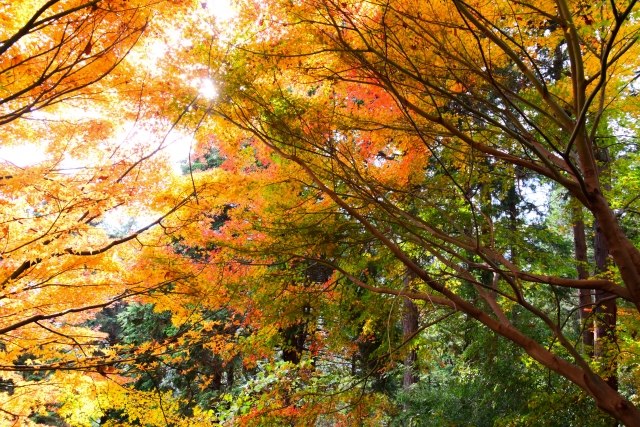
[{"left": 2, "top": 0, "right": 640, "bottom": 425}]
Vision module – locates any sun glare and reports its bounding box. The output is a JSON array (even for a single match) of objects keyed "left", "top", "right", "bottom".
[
  {"left": 203, "top": 0, "right": 237, "bottom": 21},
  {"left": 198, "top": 78, "right": 218, "bottom": 99}
]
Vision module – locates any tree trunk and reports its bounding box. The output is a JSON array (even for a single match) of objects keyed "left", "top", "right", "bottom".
[
  {"left": 402, "top": 268, "right": 419, "bottom": 410},
  {"left": 593, "top": 147, "right": 617, "bottom": 392},
  {"left": 572, "top": 205, "right": 594, "bottom": 353},
  {"left": 282, "top": 322, "right": 306, "bottom": 364},
  {"left": 226, "top": 363, "right": 234, "bottom": 389},
  {"left": 594, "top": 219, "right": 618, "bottom": 391},
  {"left": 402, "top": 296, "right": 419, "bottom": 391},
  {"left": 507, "top": 183, "right": 518, "bottom": 264}
]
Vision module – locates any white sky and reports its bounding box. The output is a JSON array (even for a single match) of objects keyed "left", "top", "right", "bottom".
[
  {"left": 203, "top": 0, "right": 236, "bottom": 21},
  {"left": 0, "top": 127, "right": 195, "bottom": 175},
  {"left": 0, "top": 143, "right": 48, "bottom": 167},
  {"left": 0, "top": 0, "right": 234, "bottom": 174}
]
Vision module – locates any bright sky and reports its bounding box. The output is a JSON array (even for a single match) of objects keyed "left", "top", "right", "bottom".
[
  {"left": 0, "top": 143, "right": 48, "bottom": 168},
  {"left": 0, "top": 125, "right": 195, "bottom": 174},
  {"left": 204, "top": 0, "right": 236, "bottom": 21},
  {"left": 0, "top": 0, "right": 235, "bottom": 174}
]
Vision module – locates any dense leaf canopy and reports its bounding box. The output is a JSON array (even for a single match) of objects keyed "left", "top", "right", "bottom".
[{"left": 1, "top": 0, "right": 640, "bottom": 425}]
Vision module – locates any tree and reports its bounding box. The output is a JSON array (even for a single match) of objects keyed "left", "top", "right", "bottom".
[
  {"left": 0, "top": 0, "right": 211, "bottom": 422},
  {"left": 188, "top": 0, "right": 640, "bottom": 422},
  {"left": 3, "top": 0, "right": 640, "bottom": 424}
]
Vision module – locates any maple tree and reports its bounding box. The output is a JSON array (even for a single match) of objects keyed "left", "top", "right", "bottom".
[
  {"left": 3, "top": 0, "right": 640, "bottom": 425},
  {"left": 0, "top": 0, "right": 219, "bottom": 424},
  {"left": 182, "top": 0, "right": 640, "bottom": 423}
]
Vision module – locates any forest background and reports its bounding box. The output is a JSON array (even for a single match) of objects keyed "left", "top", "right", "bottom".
[{"left": 1, "top": 0, "right": 640, "bottom": 425}]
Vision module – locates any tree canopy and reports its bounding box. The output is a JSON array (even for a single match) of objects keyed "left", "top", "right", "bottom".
[{"left": 2, "top": 0, "right": 640, "bottom": 425}]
